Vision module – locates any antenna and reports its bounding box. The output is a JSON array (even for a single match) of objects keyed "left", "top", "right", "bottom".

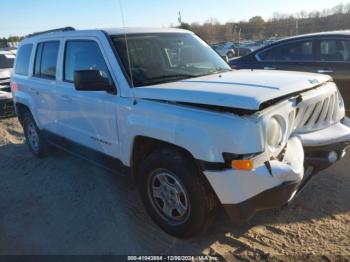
[
  {"left": 178, "top": 11, "right": 182, "bottom": 24},
  {"left": 118, "top": 0, "right": 135, "bottom": 93}
]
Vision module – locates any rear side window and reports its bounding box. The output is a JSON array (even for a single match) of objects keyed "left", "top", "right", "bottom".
[
  {"left": 64, "top": 40, "right": 110, "bottom": 82},
  {"left": 15, "top": 44, "right": 33, "bottom": 75},
  {"left": 34, "top": 41, "right": 60, "bottom": 79},
  {"left": 319, "top": 39, "right": 350, "bottom": 62},
  {"left": 259, "top": 40, "right": 313, "bottom": 61}
]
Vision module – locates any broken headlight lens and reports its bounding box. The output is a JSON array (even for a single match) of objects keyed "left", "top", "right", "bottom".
[{"left": 267, "top": 117, "right": 283, "bottom": 148}]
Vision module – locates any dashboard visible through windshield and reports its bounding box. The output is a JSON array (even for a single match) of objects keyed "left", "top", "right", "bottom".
[{"left": 112, "top": 33, "right": 231, "bottom": 87}]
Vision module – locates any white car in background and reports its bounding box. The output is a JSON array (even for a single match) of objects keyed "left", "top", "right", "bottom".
[{"left": 0, "top": 48, "right": 16, "bottom": 117}]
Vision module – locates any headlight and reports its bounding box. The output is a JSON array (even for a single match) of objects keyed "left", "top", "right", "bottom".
[{"left": 267, "top": 117, "right": 283, "bottom": 148}]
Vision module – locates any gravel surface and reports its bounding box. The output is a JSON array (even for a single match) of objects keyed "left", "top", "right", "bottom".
[{"left": 0, "top": 117, "right": 349, "bottom": 260}]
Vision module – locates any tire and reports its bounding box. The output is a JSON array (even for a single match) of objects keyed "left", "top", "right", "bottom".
[
  {"left": 22, "top": 111, "right": 47, "bottom": 157},
  {"left": 138, "top": 147, "right": 217, "bottom": 238},
  {"left": 227, "top": 51, "right": 234, "bottom": 59}
]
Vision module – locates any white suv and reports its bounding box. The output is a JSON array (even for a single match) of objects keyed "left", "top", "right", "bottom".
[{"left": 11, "top": 27, "right": 350, "bottom": 238}]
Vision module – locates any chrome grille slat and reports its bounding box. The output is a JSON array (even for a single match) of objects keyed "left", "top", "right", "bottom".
[
  {"left": 326, "top": 94, "right": 335, "bottom": 123},
  {"left": 295, "top": 107, "right": 306, "bottom": 129},
  {"left": 332, "top": 93, "right": 339, "bottom": 121},
  {"left": 298, "top": 104, "right": 316, "bottom": 127},
  {"left": 306, "top": 101, "right": 323, "bottom": 129},
  {"left": 317, "top": 97, "right": 330, "bottom": 126}
]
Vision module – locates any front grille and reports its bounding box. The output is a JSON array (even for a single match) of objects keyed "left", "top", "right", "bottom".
[{"left": 294, "top": 82, "right": 341, "bottom": 133}]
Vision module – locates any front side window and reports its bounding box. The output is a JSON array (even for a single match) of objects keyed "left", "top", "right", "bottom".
[
  {"left": 319, "top": 39, "right": 350, "bottom": 62},
  {"left": 0, "top": 53, "right": 15, "bottom": 69},
  {"left": 14, "top": 44, "right": 33, "bottom": 75},
  {"left": 259, "top": 40, "right": 313, "bottom": 62},
  {"left": 64, "top": 40, "right": 110, "bottom": 82},
  {"left": 112, "top": 33, "right": 231, "bottom": 87},
  {"left": 34, "top": 41, "right": 59, "bottom": 79}
]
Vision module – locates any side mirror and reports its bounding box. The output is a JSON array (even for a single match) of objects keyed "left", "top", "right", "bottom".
[{"left": 74, "top": 70, "right": 114, "bottom": 92}]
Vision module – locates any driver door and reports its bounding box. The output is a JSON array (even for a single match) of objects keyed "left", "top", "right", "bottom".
[{"left": 54, "top": 39, "right": 119, "bottom": 157}]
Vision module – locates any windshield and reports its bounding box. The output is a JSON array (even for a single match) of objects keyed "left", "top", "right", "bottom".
[
  {"left": 112, "top": 33, "right": 231, "bottom": 87},
  {"left": 0, "top": 54, "right": 15, "bottom": 69}
]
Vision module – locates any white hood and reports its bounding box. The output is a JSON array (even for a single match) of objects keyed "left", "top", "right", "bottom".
[{"left": 133, "top": 70, "right": 331, "bottom": 111}]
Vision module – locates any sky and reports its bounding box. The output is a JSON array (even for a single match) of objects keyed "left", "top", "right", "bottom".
[{"left": 0, "top": 0, "right": 347, "bottom": 37}]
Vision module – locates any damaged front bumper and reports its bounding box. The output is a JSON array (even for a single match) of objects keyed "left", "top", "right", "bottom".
[
  {"left": 204, "top": 137, "right": 305, "bottom": 222},
  {"left": 205, "top": 122, "right": 350, "bottom": 222}
]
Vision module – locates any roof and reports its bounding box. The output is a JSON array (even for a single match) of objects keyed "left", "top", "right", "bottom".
[
  {"left": 275, "top": 30, "right": 350, "bottom": 44},
  {"left": 24, "top": 27, "right": 192, "bottom": 40},
  {"left": 103, "top": 27, "right": 192, "bottom": 35}
]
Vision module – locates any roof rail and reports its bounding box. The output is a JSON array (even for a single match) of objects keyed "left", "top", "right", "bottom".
[{"left": 26, "top": 27, "right": 75, "bottom": 38}]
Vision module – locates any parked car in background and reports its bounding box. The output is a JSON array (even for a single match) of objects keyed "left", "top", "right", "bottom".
[
  {"left": 212, "top": 43, "right": 235, "bottom": 58},
  {"left": 212, "top": 42, "right": 253, "bottom": 58},
  {"left": 0, "top": 48, "right": 16, "bottom": 117},
  {"left": 230, "top": 31, "right": 350, "bottom": 114}
]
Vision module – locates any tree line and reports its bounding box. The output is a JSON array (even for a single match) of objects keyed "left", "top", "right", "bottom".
[
  {"left": 0, "top": 36, "right": 23, "bottom": 48},
  {"left": 179, "top": 2, "right": 350, "bottom": 44},
  {"left": 1, "top": 3, "right": 350, "bottom": 48}
]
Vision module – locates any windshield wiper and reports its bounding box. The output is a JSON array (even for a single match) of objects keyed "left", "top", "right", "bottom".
[
  {"left": 208, "top": 68, "right": 232, "bottom": 74},
  {"left": 138, "top": 74, "right": 199, "bottom": 86}
]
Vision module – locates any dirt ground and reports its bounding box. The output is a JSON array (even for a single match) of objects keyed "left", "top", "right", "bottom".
[{"left": 0, "top": 117, "right": 349, "bottom": 261}]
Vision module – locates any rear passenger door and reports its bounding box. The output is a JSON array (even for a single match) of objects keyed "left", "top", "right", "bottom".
[
  {"left": 54, "top": 39, "right": 119, "bottom": 157},
  {"left": 28, "top": 41, "right": 60, "bottom": 131}
]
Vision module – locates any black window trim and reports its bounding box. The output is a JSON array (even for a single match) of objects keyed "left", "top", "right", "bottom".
[
  {"left": 256, "top": 36, "right": 350, "bottom": 64},
  {"left": 33, "top": 40, "right": 60, "bottom": 80},
  {"left": 14, "top": 43, "right": 34, "bottom": 76},
  {"left": 63, "top": 39, "right": 114, "bottom": 85}
]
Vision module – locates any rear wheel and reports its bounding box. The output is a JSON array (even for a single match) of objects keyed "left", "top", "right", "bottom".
[
  {"left": 138, "top": 147, "right": 217, "bottom": 238},
  {"left": 22, "top": 111, "right": 47, "bottom": 157},
  {"left": 227, "top": 51, "right": 234, "bottom": 59}
]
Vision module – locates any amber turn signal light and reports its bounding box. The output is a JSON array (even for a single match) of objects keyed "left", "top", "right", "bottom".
[{"left": 231, "top": 160, "right": 254, "bottom": 171}]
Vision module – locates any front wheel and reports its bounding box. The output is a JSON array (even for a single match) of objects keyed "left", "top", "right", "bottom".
[{"left": 138, "top": 147, "right": 217, "bottom": 238}]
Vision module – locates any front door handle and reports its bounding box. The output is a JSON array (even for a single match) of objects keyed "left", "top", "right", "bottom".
[
  {"left": 317, "top": 69, "right": 334, "bottom": 74},
  {"left": 61, "top": 95, "right": 72, "bottom": 102}
]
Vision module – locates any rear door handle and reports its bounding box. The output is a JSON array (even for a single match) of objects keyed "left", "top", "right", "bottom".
[
  {"left": 264, "top": 66, "right": 276, "bottom": 70},
  {"left": 317, "top": 69, "right": 334, "bottom": 74},
  {"left": 61, "top": 95, "right": 72, "bottom": 102}
]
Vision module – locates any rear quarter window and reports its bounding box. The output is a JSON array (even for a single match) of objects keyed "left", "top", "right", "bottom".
[{"left": 15, "top": 44, "right": 33, "bottom": 76}]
